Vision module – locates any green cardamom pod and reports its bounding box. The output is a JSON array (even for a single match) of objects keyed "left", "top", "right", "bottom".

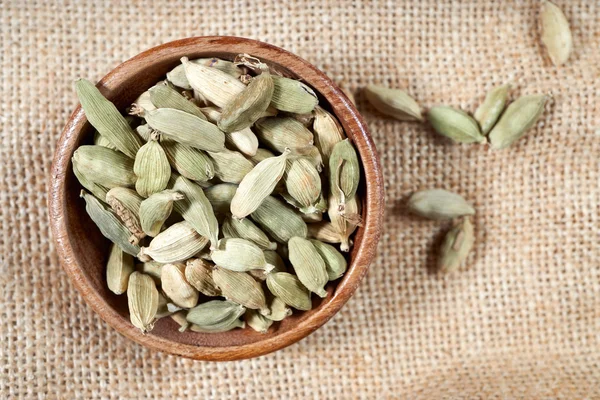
[
  {"left": 186, "top": 300, "right": 246, "bottom": 332},
  {"left": 127, "top": 272, "right": 159, "bottom": 332},
  {"left": 249, "top": 250, "right": 287, "bottom": 281},
  {"left": 207, "top": 149, "right": 254, "bottom": 184},
  {"left": 427, "top": 106, "right": 486, "bottom": 144},
  {"left": 364, "top": 84, "right": 423, "bottom": 121},
  {"left": 74, "top": 78, "right": 143, "bottom": 158},
  {"left": 270, "top": 75, "right": 319, "bottom": 114},
  {"left": 222, "top": 215, "right": 277, "bottom": 250},
  {"left": 106, "top": 187, "right": 144, "bottom": 244},
  {"left": 247, "top": 148, "right": 275, "bottom": 165},
  {"left": 212, "top": 267, "right": 270, "bottom": 315},
  {"left": 211, "top": 238, "right": 272, "bottom": 272},
  {"left": 307, "top": 221, "right": 344, "bottom": 245},
  {"left": 439, "top": 217, "right": 475, "bottom": 273},
  {"left": 312, "top": 106, "right": 345, "bottom": 163},
  {"left": 407, "top": 189, "right": 475, "bottom": 220},
  {"left": 93, "top": 131, "right": 118, "bottom": 150},
  {"left": 185, "top": 258, "right": 221, "bottom": 297},
  {"left": 488, "top": 94, "right": 548, "bottom": 149},
  {"left": 148, "top": 84, "right": 207, "bottom": 119},
  {"left": 310, "top": 239, "right": 347, "bottom": 281},
  {"left": 202, "top": 107, "right": 259, "bottom": 156},
  {"left": 328, "top": 194, "right": 361, "bottom": 252},
  {"left": 329, "top": 139, "right": 360, "bottom": 206},
  {"left": 181, "top": 57, "right": 246, "bottom": 108},
  {"left": 161, "top": 263, "right": 199, "bottom": 308},
  {"left": 288, "top": 237, "right": 328, "bottom": 298},
  {"left": 255, "top": 117, "right": 314, "bottom": 153},
  {"left": 540, "top": 0, "right": 572, "bottom": 66},
  {"left": 138, "top": 221, "right": 209, "bottom": 264},
  {"left": 136, "top": 124, "right": 152, "bottom": 141},
  {"left": 133, "top": 132, "right": 171, "bottom": 197},
  {"left": 291, "top": 145, "right": 323, "bottom": 172},
  {"left": 72, "top": 145, "right": 136, "bottom": 188},
  {"left": 244, "top": 309, "right": 273, "bottom": 333},
  {"left": 230, "top": 150, "right": 291, "bottom": 219},
  {"left": 81, "top": 190, "right": 140, "bottom": 255},
  {"left": 167, "top": 58, "right": 245, "bottom": 90},
  {"left": 284, "top": 157, "right": 322, "bottom": 211},
  {"left": 73, "top": 162, "right": 109, "bottom": 201},
  {"left": 160, "top": 140, "right": 215, "bottom": 183},
  {"left": 139, "top": 190, "right": 184, "bottom": 237},
  {"left": 130, "top": 90, "right": 156, "bottom": 116},
  {"left": 474, "top": 84, "right": 510, "bottom": 134},
  {"left": 266, "top": 272, "right": 312, "bottom": 311},
  {"left": 106, "top": 243, "right": 134, "bottom": 295},
  {"left": 204, "top": 183, "right": 238, "bottom": 216},
  {"left": 265, "top": 296, "right": 292, "bottom": 321},
  {"left": 251, "top": 195, "right": 308, "bottom": 243}
]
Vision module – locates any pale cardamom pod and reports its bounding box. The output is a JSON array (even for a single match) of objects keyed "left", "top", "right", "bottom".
[
  {"left": 75, "top": 78, "right": 143, "bottom": 158},
  {"left": 474, "top": 84, "right": 510, "bottom": 135},
  {"left": 139, "top": 190, "right": 184, "bottom": 237},
  {"left": 170, "top": 310, "right": 191, "bottom": 332},
  {"left": 145, "top": 108, "right": 225, "bottom": 153},
  {"left": 291, "top": 145, "right": 323, "bottom": 172},
  {"left": 133, "top": 132, "right": 170, "bottom": 197},
  {"left": 285, "top": 157, "right": 322, "bottom": 211},
  {"left": 211, "top": 238, "right": 272, "bottom": 272},
  {"left": 186, "top": 300, "right": 246, "bottom": 332},
  {"left": 204, "top": 183, "right": 238, "bottom": 215},
  {"left": 127, "top": 272, "right": 159, "bottom": 333},
  {"left": 301, "top": 210, "right": 324, "bottom": 223},
  {"left": 73, "top": 162, "right": 109, "bottom": 201},
  {"left": 328, "top": 194, "right": 361, "bottom": 252},
  {"left": 427, "top": 106, "right": 486, "bottom": 144},
  {"left": 136, "top": 124, "right": 152, "bottom": 141},
  {"left": 212, "top": 267, "right": 269, "bottom": 315},
  {"left": 270, "top": 75, "right": 318, "bottom": 114},
  {"left": 230, "top": 150, "right": 291, "bottom": 219},
  {"left": 251, "top": 195, "right": 308, "bottom": 243},
  {"left": 106, "top": 187, "right": 144, "bottom": 244},
  {"left": 201, "top": 107, "right": 259, "bottom": 156},
  {"left": 364, "top": 84, "right": 423, "bottom": 121},
  {"left": 407, "top": 189, "right": 475, "bottom": 220},
  {"left": 81, "top": 190, "right": 140, "bottom": 255},
  {"left": 313, "top": 106, "right": 345, "bottom": 163},
  {"left": 160, "top": 140, "right": 215, "bottom": 183},
  {"left": 288, "top": 237, "right": 328, "bottom": 298},
  {"left": 288, "top": 111, "right": 315, "bottom": 127},
  {"left": 138, "top": 221, "right": 209, "bottom": 263},
  {"left": 265, "top": 296, "right": 292, "bottom": 321},
  {"left": 185, "top": 258, "right": 221, "bottom": 297},
  {"left": 329, "top": 139, "right": 360, "bottom": 206},
  {"left": 439, "top": 217, "right": 475, "bottom": 273},
  {"left": 222, "top": 215, "right": 277, "bottom": 250},
  {"left": 167, "top": 58, "right": 245, "bottom": 90},
  {"left": 106, "top": 243, "right": 134, "bottom": 295},
  {"left": 255, "top": 117, "right": 314, "bottom": 153},
  {"left": 310, "top": 239, "right": 347, "bottom": 281},
  {"left": 266, "top": 272, "right": 312, "bottom": 311},
  {"left": 136, "top": 261, "right": 163, "bottom": 284},
  {"left": 488, "top": 94, "right": 548, "bottom": 150},
  {"left": 130, "top": 90, "right": 157, "bottom": 116},
  {"left": 307, "top": 221, "right": 344, "bottom": 245},
  {"left": 244, "top": 309, "right": 273, "bottom": 333},
  {"left": 540, "top": 0, "right": 572, "bottom": 66},
  {"left": 72, "top": 145, "right": 136, "bottom": 188},
  {"left": 160, "top": 263, "right": 199, "bottom": 308},
  {"left": 207, "top": 149, "right": 254, "bottom": 184},
  {"left": 181, "top": 57, "right": 246, "bottom": 108},
  {"left": 93, "top": 131, "right": 117, "bottom": 150},
  {"left": 248, "top": 148, "right": 275, "bottom": 165},
  {"left": 148, "top": 84, "right": 207, "bottom": 119}
]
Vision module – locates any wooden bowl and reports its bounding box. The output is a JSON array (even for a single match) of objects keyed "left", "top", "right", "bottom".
[{"left": 48, "top": 36, "right": 384, "bottom": 361}]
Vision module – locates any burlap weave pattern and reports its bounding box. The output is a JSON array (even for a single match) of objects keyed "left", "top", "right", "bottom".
[{"left": 1, "top": 0, "right": 599, "bottom": 398}]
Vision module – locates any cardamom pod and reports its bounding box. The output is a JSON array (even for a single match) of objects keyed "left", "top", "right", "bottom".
[
  {"left": 255, "top": 117, "right": 314, "bottom": 153},
  {"left": 148, "top": 84, "right": 207, "bottom": 119},
  {"left": 488, "top": 94, "right": 548, "bottom": 150},
  {"left": 301, "top": 210, "right": 324, "bottom": 223},
  {"left": 291, "top": 145, "right": 323, "bottom": 172},
  {"left": 93, "top": 131, "right": 117, "bottom": 150},
  {"left": 329, "top": 139, "right": 360, "bottom": 206},
  {"left": 170, "top": 310, "right": 191, "bottom": 332},
  {"left": 72, "top": 145, "right": 136, "bottom": 188},
  {"left": 133, "top": 132, "right": 171, "bottom": 197},
  {"left": 160, "top": 140, "right": 215, "bottom": 183},
  {"left": 307, "top": 221, "right": 344, "bottom": 244},
  {"left": 364, "top": 84, "right": 423, "bottom": 121},
  {"left": 284, "top": 157, "right": 322, "bottom": 211},
  {"left": 407, "top": 189, "right": 475, "bottom": 220},
  {"left": 313, "top": 106, "right": 345, "bottom": 163},
  {"left": 186, "top": 300, "right": 246, "bottom": 332},
  {"left": 222, "top": 215, "right": 277, "bottom": 250},
  {"left": 138, "top": 221, "right": 209, "bottom": 263},
  {"left": 270, "top": 75, "right": 319, "bottom": 114},
  {"left": 540, "top": 0, "right": 572, "bottom": 66},
  {"left": 74, "top": 78, "right": 143, "bottom": 158},
  {"left": 207, "top": 149, "right": 254, "bottom": 184},
  {"left": 439, "top": 217, "right": 475, "bottom": 273},
  {"left": 265, "top": 296, "right": 292, "bottom": 321},
  {"left": 474, "top": 84, "right": 510, "bottom": 135},
  {"left": 288, "top": 237, "right": 328, "bottom": 298},
  {"left": 211, "top": 238, "right": 272, "bottom": 272},
  {"left": 73, "top": 162, "right": 109, "bottom": 201},
  {"left": 145, "top": 108, "right": 225, "bottom": 153},
  {"left": 106, "top": 187, "right": 144, "bottom": 244},
  {"left": 181, "top": 57, "right": 246, "bottom": 108},
  {"left": 251, "top": 195, "right": 308, "bottom": 243},
  {"left": 328, "top": 194, "right": 361, "bottom": 252},
  {"left": 212, "top": 267, "right": 270, "bottom": 315},
  {"left": 230, "top": 150, "right": 291, "bottom": 219},
  {"left": 201, "top": 107, "right": 259, "bottom": 156},
  {"left": 427, "top": 106, "right": 486, "bottom": 144},
  {"left": 248, "top": 148, "right": 275, "bottom": 165},
  {"left": 288, "top": 111, "right": 315, "bottom": 126},
  {"left": 136, "top": 261, "right": 163, "bottom": 284},
  {"left": 139, "top": 190, "right": 184, "bottom": 237},
  {"left": 155, "top": 291, "right": 172, "bottom": 318},
  {"left": 249, "top": 250, "right": 287, "bottom": 281},
  {"left": 136, "top": 124, "right": 151, "bottom": 141},
  {"left": 244, "top": 310, "right": 273, "bottom": 333},
  {"left": 266, "top": 272, "right": 312, "bottom": 311},
  {"left": 161, "top": 263, "right": 199, "bottom": 308},
  {"left": 185, "top": 258, "right": 221, "bottom": 297},
  {"left": 171, "top": 175, "right": 219, "bottom": 249},
  {"left": 167, "top": 58, "right": 245, "bottom": 89},
  {"left": 81, "top": 190, "right": 140, "bottom": 255},
  {"left": 204, "top": 183, "right": 238, "bottom": 215},
  {"left": 127, "top": 272, "right": 159, "bottom": 332},
  {"left": 310, "top": 239, "right": 347, "bottom": 281},
  {"left": 106, "top": 243, "right": 134, "bottom": 295},
  {"left": 130, "top": 90, "right": 157, "bottom": 115}
]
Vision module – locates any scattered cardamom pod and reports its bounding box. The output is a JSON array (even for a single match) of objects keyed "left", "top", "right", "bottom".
[
  {"left": 106, "top": 187, "right": 144, "bottom": 245},
  {"left": 439, "top": 217, "right": 475, "bottom": 273},
  {"left": 488, "top": 94, "right": 548, "bottom": 150},
  {"left": 329, "top": 139, "right": 360, "bottom": 206},
  {"left": 312, "top": 106, "right": 345, "bottom": 163},
  {"left": 211, "top": 238, "right": 273, "bottom": 272},
  {"left": 106, "top": 243, "right": 134, "bottom": 295},
  {"left": 266, "top": 272, "right": 312, "bottom": 311},
  {"left": 265, "top": 296, "right": 292, "bottom": 321},
  {"left": 202, "top": 107, "right": 259, "bottom": 156},
  {"left": 244, "top": 310, "right": 273, "bottom": 333},
  {"left": 139, "top": 190, "right": 184, "bottom": 237},
  {"left": 207, "top": 149, "right": 254, "bottom": 184},
  {"left": 284, "top": 157, "right": 322, "bottom": 212},
  {"left": 540, "top": 0, "right": 572, "bottom": 66},
  {"left": 364, "top": 84, "right": 423, "bottom": 121},
  {"left": 310, "top": 239, "right": 347, "bottom": 281},
  {"left": 170, "top": 310, "right": 191, "bottom": 332},
  {"left": 127, "top": 272, "right": 159, "bottom": 333},
  {"left": 93, "top": 131, "right": 117, "bottom": 150},
  {"left": 288, "top": 237, "right": 328, "bottom": 298},
  {"left": 72, "top": 145, "right": 136, "bottom": 189},
  {"left": 251, "top": 195, "right": 308, "bottom": 243},
  {"left": 248, "top": 148, "right": 275, "bottom": 165},
  {"left": 474, "top": 84, "right": 510, "bottom": 135},
  {"left": 148, "top": 84, "right": 207, "bottom": 119},
  {"left": 181, "top": 57, "right": 246, "bottom": 108},
  {"left": 186, "top": 300, "right": 246, "bottom": 332},
  {"left": 138, "top": 221, "right": 209, "bottom": 264},
  {"left": 255, "top": 117, "right": 314, "bottom": 153},
  {"left": 270, "top": 75, "right": 319, "bottom": 114},
  {"left": 133, "top": 132, "right": 170, "bottom": 197},
  {"left": 427, "top": 106, "right": 486, "bottom": 144},
  {"left": 185, "top": 258, "right": 221, "bottom": 297},
  {"left": 222, "top": 215, "right": 277, "bottom": 250},
  {"left": 212, "top": 267, "right": 270, "bottom": 315},
  {"left": 204, "top": 183, "right": 238, "bottom": 215},
  {"left": 407, "top": 189, "right": 475, "bottom": 220},
  {"left": 161, "top": 263, "right": 199, "bottom": 308}
]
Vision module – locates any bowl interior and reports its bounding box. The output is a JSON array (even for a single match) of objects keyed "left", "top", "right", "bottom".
[{"left": 53, "top": 37, "right": 382, "bottom": 359}]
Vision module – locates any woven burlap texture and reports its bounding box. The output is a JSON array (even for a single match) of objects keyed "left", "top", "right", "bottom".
[{"left": 1, "top": 0, "right": 599, "bottom": 398}]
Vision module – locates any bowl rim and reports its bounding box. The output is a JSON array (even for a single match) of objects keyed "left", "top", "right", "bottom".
[{"left": 48, "top": 36, "right": 384, "bottom": 361}]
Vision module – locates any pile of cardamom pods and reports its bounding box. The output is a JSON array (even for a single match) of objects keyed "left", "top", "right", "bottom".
[{"left": 73, "top": 54, "right": 362, "bottom": 334}]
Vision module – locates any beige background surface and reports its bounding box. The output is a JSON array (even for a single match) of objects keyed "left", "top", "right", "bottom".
[{"left": 1, "top": 0, "right": 599, "bottom": 398}]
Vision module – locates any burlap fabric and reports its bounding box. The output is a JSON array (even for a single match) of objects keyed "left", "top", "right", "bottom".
[{"left": 1, "top": 0, "right": 599, "bottom": 398}]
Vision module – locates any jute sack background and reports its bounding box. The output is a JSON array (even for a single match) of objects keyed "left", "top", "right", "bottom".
[{"left": 1, "top": 0, "right": 599, "bottom": 398}]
